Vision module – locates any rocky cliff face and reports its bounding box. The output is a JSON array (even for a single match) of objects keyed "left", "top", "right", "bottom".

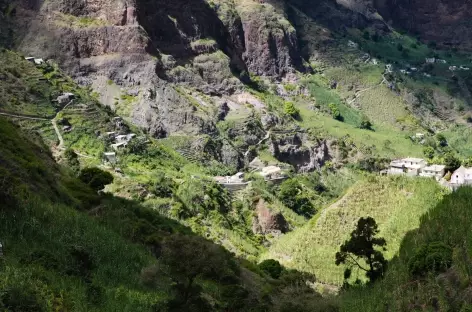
[
  {"left": 376, "top": 0, "right": 472, "bottom": 50},
  {"left": 269, "top": 132, "right": 334, "bottom": 172},
  {"left": 3, "top": 0, "right": 309, "bottom": 138},
  {"left": 291, "top": 0, "right": 472, "bottom": 50}
]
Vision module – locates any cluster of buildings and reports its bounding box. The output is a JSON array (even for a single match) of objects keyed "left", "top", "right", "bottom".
[
  {"left": 213, "top": 160, "right": 287, "bottom": 192},
  {"left": 387, "top": 157, "right": 472, "bottom": 189},
  {"left": 425, "top": 58, "right": 447, "bottom": 64},
  {"left": 449, "top": 65, "right": 470, "bottom": 71},
  {"left": 25, "top": 56, "right": 45, "bottom": 66},
  {"left": 105, "top": 117, "right": 137, "bottom": 150},
  {"left": 387, "top": 158, "right": 445, "bottom": 180}
]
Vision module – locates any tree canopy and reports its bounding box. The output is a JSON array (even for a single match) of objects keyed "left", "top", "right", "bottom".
[
  {"left": 335, "top": 217, "right": 387, "bottom": 283},
  {"left": 79, "top": 167, "right": 114, "bottom": 191}
]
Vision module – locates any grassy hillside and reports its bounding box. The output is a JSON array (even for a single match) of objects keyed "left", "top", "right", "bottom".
[
  {"left": 0, "top": 116, "right": 339, "bottom": 311},
  {"left": 264, "top": 176, "right": 445, "bottom": 285},
  {"left": 340, "top": 187, "right": 472, "bottom": 311}
]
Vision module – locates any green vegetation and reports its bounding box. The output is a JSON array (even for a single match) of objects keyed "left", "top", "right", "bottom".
[
  {"left": 340, "top": 188, "right": 472, "bottom": 311},
  {"left": 258, "top": 259, "right": 283, "bottom": 279},
  {"left": 283, "top": 101, "right": 300, "bottom": 118},
  {"left": 277, "top": 178, "right": 316, "bottom": 217},
  {"left": 78, "top": 167, "right": 114, "bottom": 191},
  {"left": 266, "top": 176, "right": 444, "bottom": 285},
  {"left": 335, "top": 217, "right": 387, "bottom": 284}
]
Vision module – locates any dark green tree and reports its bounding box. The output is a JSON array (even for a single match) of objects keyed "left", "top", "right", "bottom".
[
  {"left": 444, "top": 152, "right": 461, "bottom": 173},
  {"left": 284, "top": 101, "right": 300, "bottom": 118},
  {"left": 126, "top": 137, "right": 148, "bottom": 154},
  {"left": 152, "top": 172, "right": 176, "bottom": 198},
  {"left": 335, "top": 217, "right": 387, "bottom": 283},
  {"left": 259, "top": 259, "right": 284, "bottom": 279},
  {"left": 423, "top": 146, "right": 435, "bottom": 159},
  {"left": 79, "top": 167, "right": 114, "bottom": 191},
  {"left": 278, "top": 179, "right": 315, "bottom": 217},
  {"left": 64, "top": 148, "right": 80, "bottom": 174},
  {"left": 436, "top": 133, "right": 448, "bottom": 147},
  {"left": 359, "top": 116, "right": 373, "bottom": 130},
  {"left": 408, "top": 241, "right": 452, "bottom": 277},
  {"left": 143, "top": 235, "right": 238, "bottom": 310},
  {"left": 328, "top": 103, "right": 342, "bottom": 121}
]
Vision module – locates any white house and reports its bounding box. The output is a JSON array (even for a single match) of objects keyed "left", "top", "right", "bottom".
[
  {"left": 450, "top": 166, "right": 472, "bottom": 185},
  {"left": 103, "top": 152, "right": 117, "bottom": 164},
  {"left": 347, "top": 40, "right": 358, "bottom": 49},
  {"left": 389, "top": 158, "right": 427, "bottom": 175},
  {"left": 111, "top": 142, "right": 128, "bottom": 150},
  {"left": 420, "top": 165, "right": 446, "bottom": 180}
]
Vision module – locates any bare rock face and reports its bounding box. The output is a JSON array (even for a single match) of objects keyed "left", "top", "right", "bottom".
[
  {"left": 252, "top": 199, "right": 289, "bottom": 235},
  {"left": 376, "top": 0, "right": 472, "bottom": 50},
  {"left": 131, "top": 83, "right": 216, "bottom": 138},
  {"left": 269, "top": 132, "right": 333, "bottom": 172},
  {"left": 237, "top": 2, "right": 306, "bottom": 77}
]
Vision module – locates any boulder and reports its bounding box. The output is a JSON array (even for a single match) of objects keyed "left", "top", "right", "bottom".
[{"left": 252, "top": 199, "right": 289, "bottom": 235}]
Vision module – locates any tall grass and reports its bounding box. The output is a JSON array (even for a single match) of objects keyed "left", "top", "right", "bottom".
[
  {"left": 341, "top": 187, "right": 472, "bottom": 311},
  {"left": 264, "top": 176, "right": 444, "bottom": 285}
]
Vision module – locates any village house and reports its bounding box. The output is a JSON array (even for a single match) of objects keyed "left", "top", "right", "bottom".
[
  {"left": 420, "top": 165, "right": 445, "bottom": 180},
  {"left": 449, "top": 66, "right": 457, "bottom": 71},
  {"left": 103, "top": 152, "right": 117, "bottom": 164},
  {"left": 425, "top": 58, "right": 435, "bottom": 64},
  {"left": 111, "top": 141, "right": 128, "bottom": 150},
  {"left": 389, "top": 158, "right": 427, "bottom": 176},
  {"left": 450, "top": 166, "right": 472, "bottom": 185},
  {"left": 437, "top": 59, "right": 447, "bottom": 64},
  {"left": 347, "top": 40, "right": 358, "bottom": 49}
]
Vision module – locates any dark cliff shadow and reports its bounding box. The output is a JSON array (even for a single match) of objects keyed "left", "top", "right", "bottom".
[{"left": 134, "top": 0, "right": 248, "bottom": 79}]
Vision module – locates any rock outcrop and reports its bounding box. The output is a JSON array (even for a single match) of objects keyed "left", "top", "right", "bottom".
[
  {"left": 376, "top": 0, "right": 472, "bottom": 50},
  {"left": 252, "top": 199, "right": 289, "bottom": 235},
  {"left": 269, "top": 132, "right": 333, "bottom": 172}
]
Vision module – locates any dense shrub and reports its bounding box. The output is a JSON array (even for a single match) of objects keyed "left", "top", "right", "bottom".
[
  {"left": 259, "top": 259, "right": 283, "bottom": 279},
  {"left": 284, "top": 101, "right": 300, "bottom": 118},
  {"left": 278, "top": 179, "right": 316, "bottom": 217},
  {"left": 443, "top": 153, "right": 461, "bottom": 173},
  {"left": 64, "top": 148, "right": 80, "bottom": 173},
  {"left": 79, "top": 167, "right": 114, "bottom": 191},
  {"left": 328, "top": 103, "right": 342, "bottom": 121},
  {"left": 423, "top": 146, "right": 435, "bottom": 159},
  {"left": 359, "top": 116, "right": 373, "bottom": 130},
  {"left": 174, "top": 179, "right": 231, "bottom": 218},
  {"left": 408, "top": 242, "right": 453, "bottom": 277},
  {"left": 152, "top": 172, "right": 176, "bottom": 198}
]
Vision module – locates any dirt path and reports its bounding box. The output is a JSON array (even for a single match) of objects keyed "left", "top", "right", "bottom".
[
  {"left": 51, "top": 118, "right": 65, "bottom": 149},
  {"left": 347, "top": 76, "right": 387, "bottom": 106},
  {"left": 0, "top": 111, "right": 50, "bottom": 120},
  {"left": 1, "top": 100, "right": 77, "bottom": 155}
]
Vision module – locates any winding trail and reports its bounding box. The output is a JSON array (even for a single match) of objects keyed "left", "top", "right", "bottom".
[
  {"left": 0, "top": 111, "right": 50, "bottom": 120},
  {"left": 0, "top": 100, "right": 86, "bottom": 157},
  {"left": 51, "top": 118, "right": 64, "bottom": 149},
  {"left": 347, "top": 76, "right": 387, "bottom": 106}
]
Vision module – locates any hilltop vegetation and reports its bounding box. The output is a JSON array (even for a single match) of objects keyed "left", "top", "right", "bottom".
[
  {"left": 4, "top": 0, "right": 472, "bottom": 310},
  {"left": 265, "top": 176, "right": 445, "bottom": 285},
  {"left": 340, "top": 187, "right": 472, "bottom": 311}
]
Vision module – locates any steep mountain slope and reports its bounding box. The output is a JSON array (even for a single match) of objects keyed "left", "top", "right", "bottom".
[
  {"left": 265, "top": 176, "right": 444, "bottom": 285},
  {"left": 0, "top": 107, "right": 334, "bottom": 311},
  {"left": 3, "top": 0, "right": 472, "bottom": 310},
  {"left": 341, "top": 187, "right": 472, "bottom": 311}
]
